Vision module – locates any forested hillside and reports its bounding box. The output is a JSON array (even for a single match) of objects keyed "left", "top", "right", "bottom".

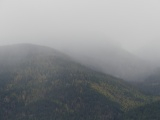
[
  {"left": 0, "top": 44, "right": 159, "bottom": 120},
  {"left": 134, "top": 68, "right": 160, "bottom": 96}
]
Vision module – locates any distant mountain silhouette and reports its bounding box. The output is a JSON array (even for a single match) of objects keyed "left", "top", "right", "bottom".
[{"left": 61, "top": 41, "right": 154, "bottom": 81}]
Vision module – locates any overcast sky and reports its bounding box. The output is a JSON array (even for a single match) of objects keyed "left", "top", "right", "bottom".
[{"left": 0, "top": 0, "right": 160, "bottom": 58}]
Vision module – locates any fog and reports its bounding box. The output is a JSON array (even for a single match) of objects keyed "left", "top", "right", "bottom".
[
  {"left": 0, "top": 0, "right": 160, "bottom": 80},
  {"left": 0, "top": 0, "right": 160, "bottom": 52}
]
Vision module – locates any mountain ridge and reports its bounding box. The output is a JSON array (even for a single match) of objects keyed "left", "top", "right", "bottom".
[
  {"left": 0, "top": 43, "right": 159, "bottom": 120},
  {"left": 60, "top": 41, "right": 154, "bottom": 81}
]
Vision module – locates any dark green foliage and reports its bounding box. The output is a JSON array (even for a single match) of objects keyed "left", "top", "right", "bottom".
[
  {"left": 143, "top": 70, "right": 160, "bottom": 95},
  {"left": 123, "top": 101, "right": 160, "bottom": 120},
  {"left": 0, "top": 44, "right": 159, "bottom": 120},
  {"left": 0, "top": 49, "right": 122, "bottom": 120},
  {"left": 132, "top": 68, "right": 160, "bottom": 95}
]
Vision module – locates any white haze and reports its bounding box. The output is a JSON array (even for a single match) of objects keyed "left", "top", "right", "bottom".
[{"left": 0, "top": 0, "right": 160, "bottom": 65}]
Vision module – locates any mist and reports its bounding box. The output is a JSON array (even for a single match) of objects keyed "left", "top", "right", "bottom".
[
  {"left": 0, "top": 0, "right": 160, "bottom": 80},
  {"left": 1, "top": 1, "right": 160, "bottom": 118}
]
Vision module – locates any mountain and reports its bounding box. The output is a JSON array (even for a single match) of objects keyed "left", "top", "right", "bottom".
[
  {"left": 0, "top": 44, "right": 159, "bottom": 120},
  {"left": 60, "top": 40, "right": 154, "bottom": 81},
  {"left": 123, "top": 101, "right": 160, "bottom": 120},
  {"left": 134, "top": 68, "right": 160, "bottom": 95}
]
